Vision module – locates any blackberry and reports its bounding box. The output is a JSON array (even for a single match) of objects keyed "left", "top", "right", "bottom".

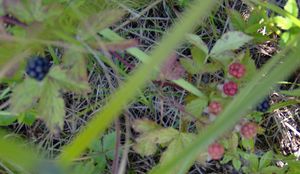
[
  {"left": 201, "top": 73, "right": 211, "bottom": 84},
  {"left": 26, "top": 56, "right": 51, "bottom": 81},
  {"left": 256, "top": 98, "right": 270, "bottom": 112}
]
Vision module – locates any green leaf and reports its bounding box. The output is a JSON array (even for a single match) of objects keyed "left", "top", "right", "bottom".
[
  {"left": 186, "top": 34, "right": 209, "bottom": 55},
  {"left": 191, "top": 46, "right": 206, "bottom": 65},
  {"left": 185, "top": 98, "right": 208, "bottom": 117},
  {"left": 133, "top": 128, "right": 179, "bottom": 156},
  {"left": 241, "top": 50, "right": 256, "bottom": 82},
  {"left": 284, "top": 0, "right": 298, "bottom": 17},
  {"left": 229, "top": 133, "right": 239, "bottom": 150},
  {"left": 259, "top": 151, "right": 273, "bottom": 169},
  {"left": 221, "top": 154, "right": 233, "bottom": 164},
  {"left": 10, "top": 78, "right": 42, "bottom": 113},
  {"left": 133, "top": 139, "right": 157, "bottom": 156},
  {"left": 159, "top": 133, "right": 195, "bottom": 174},
  {"left": 180, "top": 58, "right": 202, "bottom": 74},
  {"left": 232, "top": 159, "right": 242, "bottom": 170},
  {"left": 38, "top": 79, "right": 65, "bottom": 131},
  {"left": 72, "top": 161, "right": 97, "bottom": 174},
  {"left": 0, "top": 112, "right": 17, "bottom": 126},
  {"left": 228, "top": 9, "right": 246, "bottom": 30},
  {"left": 274, "top": 16, "right": 293, "bottom": 30},
  {"left": 210, "top": 31, "right": 252, "bottom": 56},
  {"left": 103, "top": 131, "right": 117, "bottom": 160},
  {"left": 261, "top": 166, "right": 284, "bottom": 174},
  {"left": 242, "top": 138, "right": 255, "bottom": 151},
  {"left": 281, "top": 88, "right": 300, "bottom": 96},
  {"left": 132, "top": 119, "right": 161, "bottom": 133},
  {"left": 17, "top": 111, "right": 36, "bottom": 126},
  {"left": 62, "top": 51, "right": 89, "bottom": 83},
  {"left": 247, "top": 154, "right": 259, "bottom": 172},
  {"left": 48, "top": 66, "right": 90, "bottom": 93}
]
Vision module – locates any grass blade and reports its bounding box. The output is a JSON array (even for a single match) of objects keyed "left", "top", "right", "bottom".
[
  {"left": 149, "top": 35, "right": 300, "bottom": 174},
  {"left": 58, "top": 0, "right": 218, "bottom": 165}
]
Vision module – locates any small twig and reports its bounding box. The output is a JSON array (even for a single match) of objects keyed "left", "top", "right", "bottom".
[
  {"left": 117, "top": 112, "right": 131, "bottom": 174},
  {"left": 284, "top": 122, "right": 300, "bottom": 137},
  {"left": 112, "top": 119, "right": 121, "bottom": 174},
  {"left": 113, "top": 0, "right": 163, "bottom": 31}
]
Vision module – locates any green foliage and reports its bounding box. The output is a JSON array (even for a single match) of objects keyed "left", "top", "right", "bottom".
[
  {"left": 210, "top": 31, "right": 252, "bottom": 57},
  {"left": 132, "top": 119, "right": 199, "bottom": 173},
  {"left": 273, "top": 0, "right": 300, "bottom": 46},
  {"left": 228, "top": 8, "right": 270, "bottom": 43}
]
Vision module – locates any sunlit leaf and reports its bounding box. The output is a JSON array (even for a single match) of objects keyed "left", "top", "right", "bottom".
[
  {"left": 10, "top": 78, "right": 42, "bottom": 113},
  {"left": 284, "top": 0, "right": 298, "bottom": 17},
  {"left": 210, "top": 31, "right": 252, "bottom": 56}
]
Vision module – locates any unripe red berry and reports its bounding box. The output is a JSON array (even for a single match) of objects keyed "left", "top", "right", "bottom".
[
  {"left": 223, "top": 81, "right": 238, "bottom": 96},
  {"left": 240, "top": 122, "right": 257, "bottom": 139},
  {"left": 208, "top": 101, "right": 222, "bottom": 115},
  {"left": 229, "top": 62, "right": 246, "bottom": 79},
  {"left": 208, "top": 142, "right": 224, "bottom": 160}
]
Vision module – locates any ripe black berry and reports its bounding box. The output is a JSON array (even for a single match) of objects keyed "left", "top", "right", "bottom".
[
  {"left": 201, "top": 73, "right": 211, "bottom": 84},
  {"left": 256, "top": 98, "right": 270, "bottom": 112},
  {"left": 26, "top": 56, "right": 51, "bottom": 81}
]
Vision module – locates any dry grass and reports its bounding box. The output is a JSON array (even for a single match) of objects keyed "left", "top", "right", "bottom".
[{"left": 2, "top": 0, "right": 300, "bottom": 173}]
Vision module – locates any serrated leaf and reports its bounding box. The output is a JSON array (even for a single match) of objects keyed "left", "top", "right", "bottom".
[
  {"left": 103, "top": 131, "right": 117, "bottom": 160},
  {"left": 185, "top": 98, "right": 208, "bottom": 117},
  {"left": 71, "top": 161, "right": 97, "bottom": 174},
  {"left": 133, "top": 128, "right": 179, "bottom": 156},
  {"left": 247, "top": 154, "right": 259, "bottom": 172},
  {"left": 38, "top": 79, "right": 65, "bottom": 131},
  {"left": 10, "top": 78, "right": 42, "bottom": 113},
  {"left": 284, "top": 0, "right": 298, "bottom": 17},
  {"left": 241, "top": 50, "right": 256, "bottom": 82},
  {"left": 228, "top": 9, "right": 246, "bottom": 30},
  {"left": 132, "top": 119, "right": 161, "bottom": 133},
  {"left": 281, "top": 88, "right": 300, "bottom": 96},
  {"left": 48, "top": 66, "right": 90, "bottom": 93},
  {"left": 210, "top": 31, "right": 252, "bottom": 56},
  {"left": 242, "top": 138, "right": 255, "bottom": 151},
  {"left": 221, "top": 154, "right": 233, "bottom": 164},
  {"left": 133, "top": 139, "right": 157, "bottom": 156},
  {"left": 180, "top": 58, "right": 202, "bottom": 74},
  {"left": 259, "top": 151, "right": 273, "bottom": 169},
  {"left": 229, "top": 133, "right": 239, "bottom": 150},
  {"left": 247, "top": 8, "right": 265, "bottom": 26},
  {"left": 186, "top": 34, "right": 208, "bottom": 55},
  {"left": 160, "top": 133, "right": 195, "bottom": 173},
  {"left": 274, "top": 16, "right": 293, "bottom": 30},
  {"left": 232, "top": 159, "right": 242, "bottom": 170}
]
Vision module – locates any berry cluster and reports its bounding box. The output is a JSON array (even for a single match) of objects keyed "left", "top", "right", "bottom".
[
  {"left": 26, "top": 56, "right": 51, "bottom": 81},
  {"left": 208, "top": 101, "right": 222, "bottom": 115},
  {"left": 256, "top": 98, "right": 270, "bottom": 112},
  {"left": 223, "top": 81, "right": 238, "bottom": 96},
  {"left": 208, "top": 142, "right": 224, "bottom": 160},
  {"left": 228, "top": 62, "right": 246, "bottom": 79},
  {"left": 240, "top": 122, "right": 258, "bottom": 139}
]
